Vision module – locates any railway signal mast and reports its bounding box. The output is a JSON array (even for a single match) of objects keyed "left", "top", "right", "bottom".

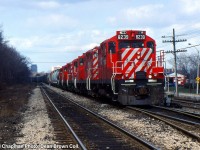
[{"left": 162, "top": 28, "right": 187, "bottom": 96}]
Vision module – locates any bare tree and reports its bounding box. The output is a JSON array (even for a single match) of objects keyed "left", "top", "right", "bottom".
[
  {"left": 0, "top": 29, "right": 31, "bottom": 86},
  {"left": 168, "top": 52, "right": 199, "bottom": 79}
]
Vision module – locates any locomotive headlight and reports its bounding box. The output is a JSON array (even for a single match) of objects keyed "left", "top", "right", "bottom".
[
  {"left": 125, "top": 74, "right": 128, "bottom": 77},
  {"left": 137, "top": 52, "right": 140, "bottom": 55},
  {"left": 137, "top": 56, "right": 140, "bottom": 59},
  {"left": 148, "top": 75, "right": 152, "bottom": 78}
]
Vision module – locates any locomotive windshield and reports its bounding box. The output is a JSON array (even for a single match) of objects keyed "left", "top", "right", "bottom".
[{"left": 119, "top": 41, "right": 144, "bottom": 49}]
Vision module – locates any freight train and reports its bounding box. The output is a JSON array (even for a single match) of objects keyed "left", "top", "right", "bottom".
[{"left": 48, "top": 30, "right": 165, "bottom": 105}]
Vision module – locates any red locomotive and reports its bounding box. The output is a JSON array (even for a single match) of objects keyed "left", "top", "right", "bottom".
[{"left": 50, "top": 30, "right": 165, "bottom": 105}]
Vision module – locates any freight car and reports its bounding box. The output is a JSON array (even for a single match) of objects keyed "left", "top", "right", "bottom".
[
  {"left": 49, "top": 30, "right": 165, "bottom": 105},
  {"left": 48, "top": 69, "right": 60, "bottom": 86}
]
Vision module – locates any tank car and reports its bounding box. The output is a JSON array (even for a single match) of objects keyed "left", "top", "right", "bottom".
[{"left": 49, "top": 69, "right": 60, "bottom": 86}]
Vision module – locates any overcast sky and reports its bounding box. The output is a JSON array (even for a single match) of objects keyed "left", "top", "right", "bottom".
[{"left": 1, "top": 0, "right": 200, "bottom": 72}]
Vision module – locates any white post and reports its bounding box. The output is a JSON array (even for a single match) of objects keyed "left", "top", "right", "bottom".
[
  {"left": 196, "top": 48, "right": 199, "bottom": 94},
  {"left": 189, "top": 43, "right": 199, "bottom": 94}
]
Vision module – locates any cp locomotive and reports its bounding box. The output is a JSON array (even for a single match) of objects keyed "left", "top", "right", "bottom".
[{"left": 48, "top": 30, "right": 165, "bottom": 105}]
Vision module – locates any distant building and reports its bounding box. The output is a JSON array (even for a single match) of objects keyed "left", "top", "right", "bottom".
[
  {"left": 31, "top": 64, "right": 37, "bottom": 74},
  {"left": 167, "top": 72, "right": 186, "bottom": 86}
]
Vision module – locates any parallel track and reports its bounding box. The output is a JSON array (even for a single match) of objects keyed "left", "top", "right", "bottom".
[
  {"left": 172, "top": 98, "right": 200, "bottom": 110},
  {"left": 41, "top": 84, "right": 159, "bottom": 150},
  {"left": 170, "top": 107, "right": 200, "bottom": 117},
  {"left": 127, "top": 106, "right": 200, "bottom": 142},
  {"left": 153, "top": 105, "right": 200, "bottom": 118},
  {"left": 150, "top": 105, "right": 200, "bottom": 125}
]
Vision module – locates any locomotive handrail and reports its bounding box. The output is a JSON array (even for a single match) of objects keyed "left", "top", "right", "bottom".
[
  {"left": 66, "top": 73, "right": 72, "bottom": 87},
  {"left": 86, "top": 67, "right": 99, "bottom": 90},
  {"left": 108, "top": 52, "right": 118, "bottom": 94},
  {"left": 61, "top": 72, "right": 64, "bottom": 86},
  {"left": 111, "top": 74, "right": 118, "bottom": 94},
  {"left": 111, "top": 59, "right": 165, "bottom": 97},
  {"left": 86, "top": 75, "right": 91, "bottom": 90},
  {"left": 114, "top": 60, "right": 164, "bottom": 74},
  {"left": 113, "top": 61, "right": 123, "bottom": 74}
]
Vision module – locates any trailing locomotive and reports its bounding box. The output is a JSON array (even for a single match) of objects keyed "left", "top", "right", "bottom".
[{"left": 49, "top": 30, "right": 165, "bottom": 105}]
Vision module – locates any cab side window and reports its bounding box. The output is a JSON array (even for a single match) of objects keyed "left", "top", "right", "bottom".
[
  {"left": 74, "top": 61, "right": 78, "bottom": 67},
  {"left": 147, "top": 41, "right": 154, "bottom": 52},
  {"left": 79, "top": 58, "right": 84, "bottom": 66},
  {"left": 108, "top": 42, "right": 116, "bottom": 53}
]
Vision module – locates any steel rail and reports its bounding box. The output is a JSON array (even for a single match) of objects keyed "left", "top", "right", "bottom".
[
  {"left": 173, "top": 99, "right": 200, "bottom": 104},
  {"left": 146, "top": 111, "right": 200, "bottom": 126},
  {"left": 153, "top": 105, "right": 200, "bottom": 118},
  {"left": 127, "top": 106, "right": 200, "bottom": 142},
  {"left": 40, "top": 86, "right": 87, "bottom": 150},
  {"left": 174, "top": 97, "right": 200, "bottom": 102},
  {"left": 172, "top": 99, "right": 200, "bottom": 109},
  {"left": 44, "top": 84, "right": 159, "bottom": 150}
]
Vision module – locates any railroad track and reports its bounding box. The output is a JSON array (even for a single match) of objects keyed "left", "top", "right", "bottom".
[
  {"left": 162, "top": 106, "right": 200, "bottom": 117},
  {"left": 41, "top": 86, "right": 86, "bottom": 150},
  {"left": 41, "top": 84, "right": 159, "bottom": 150},
  {"left": 149, "top": 105, "right": 200, "bottom": 124},
  {"left": 127, "top": 106, "right": 200, "bottom": 142},
  {"left": 172, "top": 98, "right": 200, "bottom": 110}
]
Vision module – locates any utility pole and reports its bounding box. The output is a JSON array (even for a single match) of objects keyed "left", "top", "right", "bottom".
[{"left": 162, "top": 28, "right": 187, "bottom": 96}]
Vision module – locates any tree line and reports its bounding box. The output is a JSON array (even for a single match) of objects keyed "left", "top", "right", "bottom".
[
  {"left": 168, "top": 51, "right": 199, "bottom": 88},
  {"left": 0, "top": 30, "right": 30, "bottom": 86},
  {"left": 176, "top": 53, "right": 198, "bottom": 78}
]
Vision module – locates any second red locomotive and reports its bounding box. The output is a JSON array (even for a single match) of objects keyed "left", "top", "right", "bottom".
[{"left": 49, "top": 30, "right": 165, "bottom": 105}]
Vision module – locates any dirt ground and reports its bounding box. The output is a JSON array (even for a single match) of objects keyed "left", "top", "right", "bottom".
[{"left": 0, "top": 84, "right": 34, "bottom": 145}]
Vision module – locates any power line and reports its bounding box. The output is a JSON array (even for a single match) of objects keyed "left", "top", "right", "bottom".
[
  {"left": 20, "top": 51, "right": 82, "bottom": 53},
  {"left": 31, "top": 62, "right": 66, "bottom": 63},
  {"left": 177, "top": 44, "right": 200, "bottom": 51}
]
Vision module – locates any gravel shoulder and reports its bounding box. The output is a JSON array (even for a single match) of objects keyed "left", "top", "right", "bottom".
[
  {"left": 0, "top": 84, "right": 56, "bottom": 150},
  {"left": 16, "top": 86, "right": 55, "bottom": 147}
]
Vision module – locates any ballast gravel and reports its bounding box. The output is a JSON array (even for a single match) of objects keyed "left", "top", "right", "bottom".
[
  {"left": 16, "top": 86, "right": 55, "bottom": 148},
  {"left": 48, "top": 85, "right": 200, "bottom": 150}
]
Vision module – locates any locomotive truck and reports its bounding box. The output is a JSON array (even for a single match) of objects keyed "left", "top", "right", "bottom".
[{"left": 49, "top": 30, "right": 165, "bottom": 105}]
